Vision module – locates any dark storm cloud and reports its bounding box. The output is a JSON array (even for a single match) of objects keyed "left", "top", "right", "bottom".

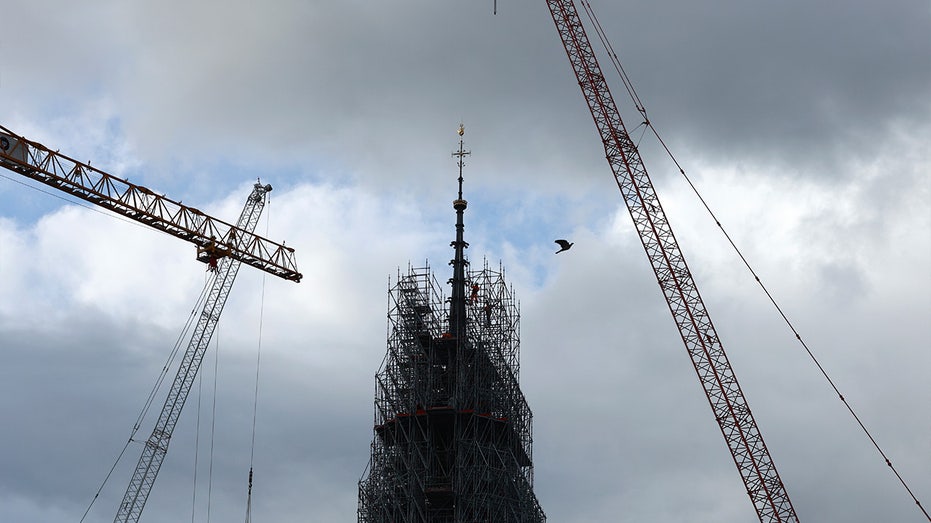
[
  {"left": 0, "top": 312, "right": 171, "bottom": 514},
  {"left": 565, "top": 0, "right": 931, "bottom": 175},
  {"left": 3, "top": 1, "right": 926, "bottom": 191}
]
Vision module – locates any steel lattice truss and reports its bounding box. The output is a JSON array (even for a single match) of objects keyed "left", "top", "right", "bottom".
[
  {"left": 0, "top": 125, "right": 301, "bottom": 282},
  {"left": 358, "top": 262, "right": 545, "bottom": 522},
  {"left": 545, "top": 1, "right": 799, "bottom": 521},
  {"left": 114, "top": 183, "right": 269, "bottom": 522}
]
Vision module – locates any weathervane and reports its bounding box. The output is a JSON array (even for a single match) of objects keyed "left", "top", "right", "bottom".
[{"left": 452, "top": 123, "right": 470, "bottom": 202}]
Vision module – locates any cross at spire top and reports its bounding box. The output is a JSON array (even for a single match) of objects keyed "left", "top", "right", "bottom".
[
  {"left": 449, "top": 124, "right": 471, "bottom": 337},
  {"left": 452, "top": 123, "right": 470, "bottom": 202}
]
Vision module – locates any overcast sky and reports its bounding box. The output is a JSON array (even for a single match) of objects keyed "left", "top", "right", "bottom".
[{"left": 1, "top": 1, "right": 929, "bottom": 522}]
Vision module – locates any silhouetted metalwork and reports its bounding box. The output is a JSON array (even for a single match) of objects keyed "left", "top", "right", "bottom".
[
  {"left": 358, "top": 129, "right": 544, "bottom": 522},
  {"left": 115, "top": 183, "right": 272, "bottom": 523},
  {"left": 0, "top": 125, "right": 301, "bottom": 282}
]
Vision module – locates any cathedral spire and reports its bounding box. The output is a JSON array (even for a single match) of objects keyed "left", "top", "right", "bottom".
[
  {"left": 359, "top": 123, "right": 545, "bottom": 521},
  {"left": 448, "top": 124, "right": 470, "bottom": 338}
]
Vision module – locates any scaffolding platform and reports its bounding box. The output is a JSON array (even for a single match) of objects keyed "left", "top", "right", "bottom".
[{"left": 358, "top": 262, "right": 545, "bottom": 522}]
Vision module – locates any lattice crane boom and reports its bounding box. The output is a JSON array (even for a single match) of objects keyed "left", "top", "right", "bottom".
[
  {"left": 0, "top": 125, "right": 301, "bottom": 282},
  {"left": 115, "top": 182, "right": 270, "bottom": 523},
  {"left": 544, "top": 2, "right": 799, "bottom": 521}
]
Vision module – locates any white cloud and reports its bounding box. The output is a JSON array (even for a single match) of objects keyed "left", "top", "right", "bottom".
[
  {"left": 3, "top": 148, "right": 930, "bottom": 521},
  {"left": 1, "top": 1, "right": 929, "bottom": 521}
]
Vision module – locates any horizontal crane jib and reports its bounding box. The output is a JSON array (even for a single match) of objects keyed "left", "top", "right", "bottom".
[{"left": 0, "top": 125, "right": 301, "bottom": 282}]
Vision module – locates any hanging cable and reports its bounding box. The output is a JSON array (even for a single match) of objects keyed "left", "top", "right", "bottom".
[
  {"left": 245, "top": 189, "right": 271, "bottom": 523},
  {"left": 80, "top": 272, "right": 217, "bottom": 522},
  {"left": 193, "top": 263, "right": 219, "bottom": 522},
  {"left": 579, "top": 3, "right": 928, "bottom": 517},
  {"left": 244, "top": 467, "right": 254, "bottom": 523},
  {"left": 0, "top": 171, "right": 159, "bottom": 232},
  {"left": 78, "top": 439, "right": 132, "bottom": 522},
  {"left": 192, "top": 353, "right": 204, "bottom": 523},
  {"left": 137, "top": 274, "right": 217, "bottom": 436},
  {"left": 206, "top": 323, "right": 220, "bottom": 523},
  {"left": 245, "top": 275, "right": 266, "bottom": 523},
  {"left": 660, "top": 132, "right": 931, "bottom": 521},
  {"left": 581, "top": 0, "right": 647, "bottom": 117}
]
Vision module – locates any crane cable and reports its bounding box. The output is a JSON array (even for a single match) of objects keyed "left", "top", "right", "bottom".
[
  {"left": 192, "top": 335, "right": 203, "bottom": 523},
  {"left": 580, "top": 1, "right": 929, "bottom": 519},
  {"left": 191, "top": 298, "right": 218, "bottom": 523},
  {"left": 79, "top": 273, "right": 217, "bottom": 522},
  {"left": 652, "top": 126, "right": 930, "bottom": 522},
  {"left": 245, "top": 191, "right": 271, "bottom": 523},
  {"left": 0, "top": 171, "right": 153, "bottom": 232},
  {"left": 192, "top": 276, "right": 226, "bottom": 523}
]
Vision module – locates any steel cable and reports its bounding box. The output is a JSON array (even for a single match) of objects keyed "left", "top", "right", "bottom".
[{"left": 581, "top": 2, "right": 928, "bottom": 518}]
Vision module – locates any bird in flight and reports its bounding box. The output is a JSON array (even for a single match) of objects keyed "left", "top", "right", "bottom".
[{"left": 554, "top": 239, "right": 574, "bottom": 254}]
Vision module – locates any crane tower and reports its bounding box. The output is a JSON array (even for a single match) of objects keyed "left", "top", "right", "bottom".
[
  {"left": 115, "top": 181, "right": 272, "bottom": 522},
  {"left": 543, "top": 2, "right": 799, "bottom": 521}
]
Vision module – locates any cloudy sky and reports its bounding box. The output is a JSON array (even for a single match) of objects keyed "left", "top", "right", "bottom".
[{"left": 1, "top": 1, "right": 929, "bottom": 522}]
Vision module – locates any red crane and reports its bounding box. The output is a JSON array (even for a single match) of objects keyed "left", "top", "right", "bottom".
[{"left": 544, "top": 2, "right": 799, "bottom": 521}]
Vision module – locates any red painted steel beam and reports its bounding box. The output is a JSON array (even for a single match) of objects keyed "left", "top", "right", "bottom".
[{"left": 544, "top": 1, "right": 798, "bottom": 521}]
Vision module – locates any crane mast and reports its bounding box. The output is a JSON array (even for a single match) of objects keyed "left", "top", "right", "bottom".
[
  {"left": 0, "top": 125, "right": 301, "bottom": 282},
  {"left": 544, "top": 2, "right": 799, "bottom": 521},
  {"left": 115, "top": 182, "right": 270, "bottom": 522}
]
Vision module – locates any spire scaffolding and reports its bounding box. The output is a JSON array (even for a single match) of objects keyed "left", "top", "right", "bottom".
[{"left": 358, "top": 125, "right": 545, "bottom": 522}]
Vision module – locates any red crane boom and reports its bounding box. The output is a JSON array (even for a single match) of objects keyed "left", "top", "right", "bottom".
[{"left": 544, "top": 2, "right": 799, "bottom": 521}]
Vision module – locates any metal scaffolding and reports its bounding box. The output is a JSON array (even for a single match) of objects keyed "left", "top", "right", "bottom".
[{"left": 358, "top": 260, "right": 545, "bottom": 522}]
